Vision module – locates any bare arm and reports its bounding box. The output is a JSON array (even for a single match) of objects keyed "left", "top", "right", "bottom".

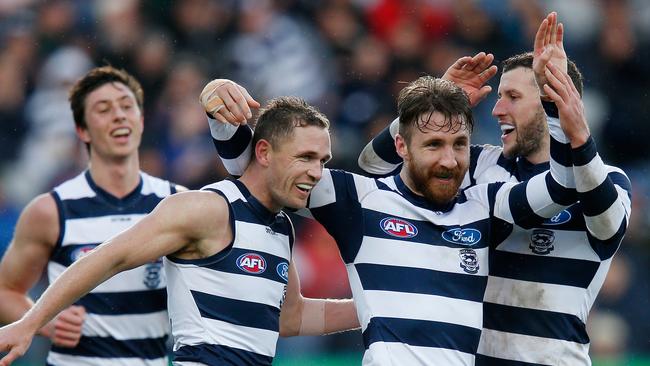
[
  {"left": 0, "top": 191, "right": 229, "bottom": 365},
  {"left": 279, "top": 260, "right": 358, "bottom": 337},
  {"left": 0, "top": 194, "right": 57, "bottom": 326}
]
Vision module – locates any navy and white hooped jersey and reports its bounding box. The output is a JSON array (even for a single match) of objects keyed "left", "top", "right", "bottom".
[
  {"left": 358, "top": 115, "right": 632, "bottom": 365},
  {"left": 48, "top": 170, "right": 178, "bottom": 366},
  {"left": 165, "top": 179, "right": 293, "bottom": 366},
  {"left": 304, "top": 144, "right": 578, "bottom": 366}
]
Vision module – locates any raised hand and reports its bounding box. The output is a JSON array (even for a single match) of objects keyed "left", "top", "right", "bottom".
[
  {"left": 40, "top": 305, "right": 86, "bottom": 348},
  {"left": 199, "top": 79, "right": 261, "bottom": 126},
  {"left": 533, "top": 12, "right": 567, "bottom": 98},
  {"left": 543, "top": 62, "right": 590, "bottom": 148},
  {"left": 442, "top": 52, "right": 498, "bottom": 107}
]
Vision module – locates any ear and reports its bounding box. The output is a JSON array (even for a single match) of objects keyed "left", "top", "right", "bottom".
[
  {"left": 76, "top": 125, "right": 91, "bottom": 144},
  {"left": 255, "top": 139, "right": 273, "bottom": 168},
  {"left": 395, "top": 133, "right": 409, "bottom": 162}
]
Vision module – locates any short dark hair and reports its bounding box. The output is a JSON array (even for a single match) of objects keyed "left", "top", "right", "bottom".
[
  {"left": 501, "top": 52, "right": 584, "bottom": 96},
  {"left": 69, "top": 66, "right": 144, "bottom": 129},
  {"left": 397, "top": 76, "right": 473, "bottom": 143},
  {"left": 252, "top": 96, "right": 330, "bottom": 150}
]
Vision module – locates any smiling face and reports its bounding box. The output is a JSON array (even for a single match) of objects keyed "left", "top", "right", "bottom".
[
  {"left": 492, "top": 67, "right": 547, "bottom": 159},
  {"left": 267, "top": 125, "right": 332, "bottom": 210},
  {"left": 397, "top": 111, "right": 470, "bottom": 205},
  {"left": 76, "top": 82, "right": 144, "bottom": 160}
]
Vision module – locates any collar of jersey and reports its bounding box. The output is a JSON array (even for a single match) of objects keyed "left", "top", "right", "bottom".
[
  {"left": 230, "top": 178, "right": 280, "bottom": 225},
  {"left": 84, "top": 170, "right": 144, "bottom": 207},
  {"left": 515, "top": 157, "right": 549, "bottom": 181},
  {"left": 393, "top": 174, "right": 456, "bottom": 213}
]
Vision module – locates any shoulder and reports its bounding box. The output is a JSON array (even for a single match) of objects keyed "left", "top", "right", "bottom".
[{"left": 15, "top": 193, "right": 59, "bottom": 247}]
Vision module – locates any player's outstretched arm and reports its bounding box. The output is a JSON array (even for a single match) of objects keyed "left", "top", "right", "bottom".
[
  {"left": 279, "top": 261, "right": 358, "bottom": 337},
  {"left": 0, "top": 194, "right": 86, "bottom": 348},
  {"left": 543, "top": 63, "right": 630, "bottom": 242},
  {"left": 0, "top": 191, "right": 228, "bottom": 365}
]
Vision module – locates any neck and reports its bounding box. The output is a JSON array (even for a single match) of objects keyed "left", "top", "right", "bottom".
[
  {"left": 238, "top": 164, "right": 281, "bottom": 213},
  {"left": 398, "top": 166, "right": 423, "bottom": 197},
  {"left": 87, "top": 152, "right": 141, "bottom": 198}
]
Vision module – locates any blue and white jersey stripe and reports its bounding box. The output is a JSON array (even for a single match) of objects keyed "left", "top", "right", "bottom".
[
  {"left": 357, "top": 113, "right": 631, "bottom": 366},
  {"left": 305, "top": 155, "right": 574, "bottom": 365},
  {"left": 48, "top": 170, "right": 176, "bottom": 366},
  {"left": 165, "top": 179, "right": 293, "bottom": 366}
]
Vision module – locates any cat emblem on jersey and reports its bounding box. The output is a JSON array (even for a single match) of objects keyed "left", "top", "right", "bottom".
[
  {"left": 143, "top": 259, "right": 163, "bottom": 289},
  {"left": 459, "top": 248, "right": 479, "bottom": 274},
  {"left": 529, "top": 229, "right": 555, "bottom": 255}
]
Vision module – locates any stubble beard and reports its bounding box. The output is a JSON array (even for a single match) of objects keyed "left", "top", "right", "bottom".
[{"left": 508, "top": 108, "right": 547, "bottom": 159}]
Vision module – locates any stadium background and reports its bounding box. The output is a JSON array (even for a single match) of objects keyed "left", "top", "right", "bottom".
[{"left": 0, "top": 0, "right": 648, "bottom": 365}]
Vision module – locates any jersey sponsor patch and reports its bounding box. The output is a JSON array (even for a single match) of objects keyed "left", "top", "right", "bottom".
[
  {"left": 380, "top": 217, "right": 418, "bottom": 238},
  {"left": 236, "top": 253, "right": 267, "bottom": 274},
  {"left": 442, "top": 228, "right": 482, "bottom": 246},
  {"left": 71, "top": 245, "right": 96, "bottom": 262},
  {"left": 529, "top": 229, "right": 555, "bottom": 255},
  {"left": 543, "top": 209, "right": 572, "bottom": 225},
  {"left": 459, "top": 248, "right": 479, "bottom": 274},
  {"left": 276, "top": 262, "right": 289, "bottom": 282}
]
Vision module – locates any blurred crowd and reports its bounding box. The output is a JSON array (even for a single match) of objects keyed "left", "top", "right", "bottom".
[{"left": 0, "top": 0, "right": 648, "bottom": 363}]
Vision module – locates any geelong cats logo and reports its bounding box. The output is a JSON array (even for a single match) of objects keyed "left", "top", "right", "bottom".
[
  {"left": 530, "top": 229, "right": 555, "bottom": 255},
  {"left": 459, "top": 248, "right": 479, "bottom": 274}
]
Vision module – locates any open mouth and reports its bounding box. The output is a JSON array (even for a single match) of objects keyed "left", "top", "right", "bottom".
[
  {"left": 500, "top": 124, "right": 515, "bottom": 137},
  {"left": 111, "top": 127, "right": 131, "bottom": 138},
  {"left": 296, "top": 183, "right": 313, "bottom": 194}
]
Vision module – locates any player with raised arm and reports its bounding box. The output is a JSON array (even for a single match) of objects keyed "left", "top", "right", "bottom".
[
  {"left": 358, "top": 13, "right": 632, "bottom": 365},
  {"left": 0, "top": 97, "right": 359, "bottom": 366},
  {"left": 197, "top": 53, "right": 612, "bottom": 363}
]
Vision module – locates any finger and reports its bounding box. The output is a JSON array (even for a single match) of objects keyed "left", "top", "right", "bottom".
[
  {"left": 478, "top": 65, "right": 498, "bottom": 83},
  {"left": 466, "top": 52, "right": 486, "bottom": 72},
  {"left": 219, "top": 84, "right": 248, "bottom": 123},
  {"left": 54, "top": 328, "right": 82, "bottom": 342},
  {"left": 544, "top": 67, "right": 570, "bottom": 103},
  {"left": 226, "top": 85, "right": 251, "bottom": 121},
  {"left": 557, "top": 22, "right": 565, "bottom": 48},
  {"left": 212, "top": 110, "right": 236, "bottom": 126},
  {"left": 543, "top": 83, "right": 565, "bottom": 109},
  {"left": 451, "top": 56, "right": 472, "bottom": 70},
  {"left": 545, "top": 13, "right": 554, "bottom": 46},
  {"left": 550, "top": 12, "right": 558, "bottom": 45},
  {"left": 0, "top": 348, "right": 22, "bottom": 366},
  {"left": 55, "top": 319, "right": 84, "bottom": 332},
  {"left": 534, "top": 18, "right": 549, "bottom": 53},
  {"left": 476, "top": 53, "right": 494, "bottom": 73},
  {"left": 238, "top": 85, "right": 261, "bottom": 109},
  {"left": 218, "top": 107, "right": 242, "bottom": 126}
]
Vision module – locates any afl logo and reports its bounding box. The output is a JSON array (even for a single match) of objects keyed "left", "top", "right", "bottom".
[
  {"left": 544, "top": 210, "right": 572, "bottom": 226},
  {"left": 236, "top": 253, "right": 267, "bottom": 274},
  {"left": 380, "top": 217, "right": 418, "bottom": 238},
  {"left": 71, "top": 245, "right": 96, "bottom": 262},
  {"left": 442, "top": 228, "right": 482, "bottom": 246},
  {"left": 276, "top": 262, "right": 289, "bottom": 282}
]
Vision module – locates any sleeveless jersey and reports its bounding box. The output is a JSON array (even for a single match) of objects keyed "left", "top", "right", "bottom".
[
  {"left": 48, "top": 170, "right": 177, "bottom": 366},
  {"left": 165, "top": 179, "right": 293, "bottom": 366}
]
